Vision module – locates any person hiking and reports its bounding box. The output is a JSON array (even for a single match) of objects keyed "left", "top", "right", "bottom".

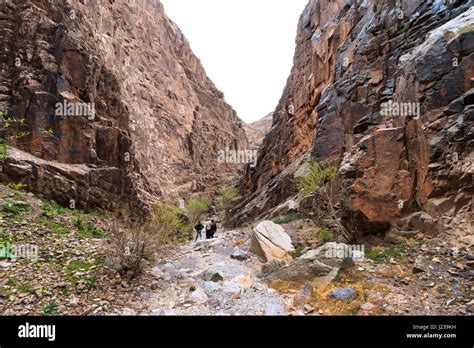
[
  {"left": 204, "top": 218, "right": 212, "bottom": 239},
  {"left": 210, "top": 219, "right": 217, "bottom": 239},
  {"left": 194, "top": 221, "right": 204, "bottom": 242}
]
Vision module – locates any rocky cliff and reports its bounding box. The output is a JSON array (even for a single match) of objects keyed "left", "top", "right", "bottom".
[
  {"left": 237, "top": 0, "right": 473, "bottom": 243},
  {"left": 243, "top": 113, "right": 273, "bottom": 151},
  {"left": 0, "top": 0, "right": 247, "bottom": 211}
]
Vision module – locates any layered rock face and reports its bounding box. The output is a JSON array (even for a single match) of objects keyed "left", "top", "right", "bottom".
[
  {"left": 243, "top": 113, "right": 273, "bottom": 151},
  {"left": 238, "top": 0, "right": 473, "bottom": 241},
  {"left": 0, "top": 0, "right": 247, "bottom": 211}
]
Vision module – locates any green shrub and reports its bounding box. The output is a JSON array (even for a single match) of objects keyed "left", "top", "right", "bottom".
[
  {"left": 148, "top": 202, "right": 192, "bottom": 245},
  {"left": 319, "top": 227, "right": 332, "bottom": 242},
  {"left": 0, "top": 228, "right": 10, "bottom": 246},
  {"left": 0, "top": 143, "right": 7, "bottom": 164},
  {"left": 185, "top": 199, "right": 209, "bottom": 223},
  {"left": 43, "top": 300, "right": 58, "bottom": 315},
  {"left": 0, "top": 112, "right": 29, "bottom": 164},
  {"left": 272, "top": 213, "right": 297, "bottom": 225},
  {"left": 216, "top": 186, "right": 241, "bottom": 212},
  {"left": 3, "top": 202, "right": 31, "bottom": 215},
  {"left": 72, "top": 219, "right": 104, "bottom": 238},
  {"left": 47, "top": 221, "right": 69, "bottom": 235},
  {"left": 294, "top": 157, "right": 337, "bottom": 194},
  {"left": 7, "top": 182, "right": 27, "bottom": 191},
  {"left": 365, "top": 250, "right": 383, "bottom": 262},
  {"left": 365, "top": 247, "right": 396, "bottom": 263},
  {"left": 85, "top": 274, "right": 97, "bottom": 288},
  {"left": 17, "top": 281, "right": 35, "bottom": 294},
  {"left": 43, "top": 200, "right": 70, "bottom": 217}
]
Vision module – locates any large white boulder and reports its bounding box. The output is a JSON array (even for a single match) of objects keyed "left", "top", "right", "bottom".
[{"left": 250, "top": 220, "right": 294, "bottom": 263}]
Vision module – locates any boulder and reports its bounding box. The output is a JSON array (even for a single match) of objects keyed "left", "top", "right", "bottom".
[
  {"left": 151, "top": 308, "right": 166, "bottom": 316},
  {"left": 263, "top": 242, "right": 353, "bottom": 283},
  {"left": 151, "top": 266, "right": 164, "bottom": 278},
  {"left": 189, "top": 287, "right": 208, "bottom": 303},
  {"left": 222, "top": 281, "right": 245, "bottom": 295},
  {"left": 360, "top": 302, "right": 377, "bottom": 313},
  {"left": 231, "top": 274, "right": 253, "bottom": 289},
  {"left": 121, "top": 308, "right": 136, "bottom": 316},
  {"left": 250, "top": 220, "right": 294, "bottom": 263},
  {"left": 194, "top": 239, "right": 214, "bottom": 251},
  {"left": 413, "top": 256, "right": 429, "bottom": 273},
  {"left": 264, "top": 303, "right": 285, "bottom": 316},
  {"left": 230, "top": 246, "right": 248, "bottom": 261},
  {"left": 0, "top": 261, "right": 13, "bottom": 269},
  {"left": 202, "top": 281, "right": 221, "bottom": 294},
  {"left": 201, "top": 267, "right": 224, "bottom": 282},
  {"left": 328, "top": 288, "right": 356, "bottom": 300},
  {"left": 401, "top": 212, "right": 444, "bottom": 237},
  {"left": 104, "top": 256, "right": 123, "bottom": 273},
  {"left": 294, "top": 284, "right": 313, "bottom": 304}
]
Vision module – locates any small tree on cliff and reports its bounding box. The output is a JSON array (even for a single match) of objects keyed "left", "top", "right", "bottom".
[
  {"left": 0, "top": 112, "right": 29, "bottom": 163},
  {"left": 295, "top": 157, "right": 337, "bottom": 194},
  {"left": 295, "top": 156, "right": 351, "bottom": 241}
]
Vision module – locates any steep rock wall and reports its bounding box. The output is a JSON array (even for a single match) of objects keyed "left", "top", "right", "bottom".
[
  {"left": 0, "top": 0, "right": 248, "bottom": 211},
  {"left": 238, "top": 0, "right": 473, "bottom": 241}
]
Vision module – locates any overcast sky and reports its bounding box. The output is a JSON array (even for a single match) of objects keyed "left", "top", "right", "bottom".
[{"left": 161, "top": 0, "right": 308, "bottom": 123}]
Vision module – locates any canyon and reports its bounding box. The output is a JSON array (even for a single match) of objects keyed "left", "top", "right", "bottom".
[
  {"left": 0, "top": 0, "right": 473, "bottom": 318},
  {"left": 0, "top": 0, "right": 247, "bottom": 213}
]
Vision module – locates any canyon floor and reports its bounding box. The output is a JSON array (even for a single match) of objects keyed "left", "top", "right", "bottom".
[{"left": 1, "top": 184, "right": 472, "bottom": 316}]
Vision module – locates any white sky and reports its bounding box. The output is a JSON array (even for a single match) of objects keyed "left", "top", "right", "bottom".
[{"left": 161, "top": 0, "right": 308, "bottom": 123}]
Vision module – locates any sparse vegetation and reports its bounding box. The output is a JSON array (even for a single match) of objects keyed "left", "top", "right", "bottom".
[
  {"left": 148, "top": 202, "right": 192, "bottom": 245},
  {"left": 0, "top": 111, "right": 29, "bottom": 164},
  {"left": 456, "top": 23, "right": 474, "bottom": 35},
  {"left": 65, "top": 261, "right": 99, "bottom": 289},
  {"left": 7, "top": 182, "right": 27, "bottom": 191},
  {"left": 185, "top": 198, "right": 209, "bottom": 223},
  {"left": 3, "top": 202, "right": 31, "bottom": 215},
  {"left": 216, "top": 185, "right": 241, "bottom": 218},
  {"left": 66, "top": 261, "right": 95, "bottom": 274},
  {"left": 107, "top": 203, "right": 193, "bottom": 279},
  {"left": 72, "top": 219, "right": 104, "bottom": 238},
  {"left": 0, "top": 143, "right": 6, "bottom": 164},
  {"left": 43, "top": 299, "right": 59, "bottom": 315},
  {"left": 295, "top": 157, "right": 337, "bottom": 194},
  {"left": 319, "top": 227, "right": 332, "bottom": 242},
  {"left": 108, "top": 221, "right": 156, "bottom": 279},
  {"left": 365, "top": 247, "right": 397, "bottom": 263},
  {"left": 17, "top": 281, "right": 35, "bottom": 295},
  {"left": 395, "top": 27, "right": 408, "bottom": 36},
  {"left": 40, "top": 220, "right": 69, "bottom": 235},
  {"left": 290, "top": 244, "right": 307, "bottom": 258},
  {"left": 43, "top": 200, "right": 70, "bottom": 218},
  {"left": 294, "top": 156, "right": 352, "bottom": 242},
  {"left": 272, "top": 213, "right": 297, "bottom": 225},
  {"left": 0, "top": 227, "right": 10, "bottom": 246}
]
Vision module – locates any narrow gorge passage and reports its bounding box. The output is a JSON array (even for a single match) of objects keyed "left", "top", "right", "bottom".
[{"left": 122, "top": 223, "right": 473, "bottom": 316}]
